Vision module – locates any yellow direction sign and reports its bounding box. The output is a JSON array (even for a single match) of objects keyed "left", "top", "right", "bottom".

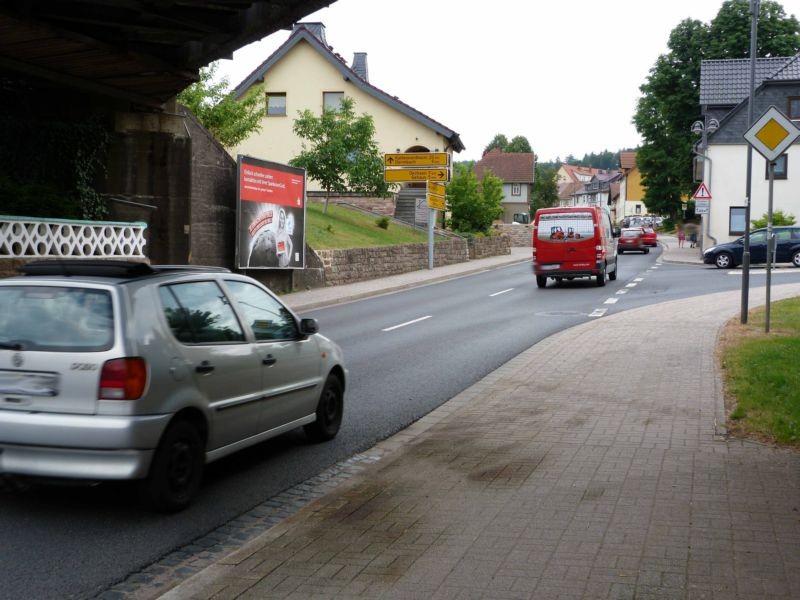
[
  {"left": 428, "top": 181, "right": 446, "bottom": 197},
  {"left": 384, "top": 168, "right": 450, "bottom": 183},
  {"left": 427, "top": 192, "right": 445, "bottom": 211},
  {"left": 384, "top": 152, "right": 449, "bottom": 167}
]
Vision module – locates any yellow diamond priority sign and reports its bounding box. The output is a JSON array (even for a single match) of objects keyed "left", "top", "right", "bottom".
[{"left": 744, "top": 106, "right": 800, "bottom": 162}]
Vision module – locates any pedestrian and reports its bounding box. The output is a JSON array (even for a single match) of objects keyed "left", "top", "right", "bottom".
[
  {"left": 689, "top": 231, "right": 697, "bottom": 248},
  {"left": 677, "top": 226, "right": 686, "bottom": 248}
]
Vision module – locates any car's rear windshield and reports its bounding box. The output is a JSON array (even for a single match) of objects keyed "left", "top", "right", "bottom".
[
  {"left": 621, "top": 230, "right": 640, "bottom": 237},
  {"left": 537, "top": 212, "right": 594, "bottom": 241},
  {"left": 0, "top": 285, "right": 114, "bottom": 352}
]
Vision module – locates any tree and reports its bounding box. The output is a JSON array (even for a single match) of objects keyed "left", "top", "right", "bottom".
[
  {"left": 483, "top": 134, "right": 509, "bottom": 155},
  {"left": 446, "top": 165, "right": 503, "bottom": 233},
  {"left": 506, "top": 136, "right": 533, "bottom": 153},
  {"left": 531, "top": 165, "right": 559, "bottom": 212},
  {"left": 751, "top": 210, "right": 796, "bottom": 228},
  {"left": 290, "top": 97, "right": 390, "bottom": 213},
  {"left": 633, "top": 1, "right": 800, "bottom": 219},
  {"left": 177, "top": 62, "right": 265, "bottom": 148}
]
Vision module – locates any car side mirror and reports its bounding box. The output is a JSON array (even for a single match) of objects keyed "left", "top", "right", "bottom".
[
  {"left": 299, "top": 317, "right": 319, "bottom": 336},
  {"left": 613, "top": 227, "right": 621, "bottom": 238}
]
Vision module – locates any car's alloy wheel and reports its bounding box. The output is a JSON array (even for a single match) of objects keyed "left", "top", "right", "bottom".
[
  {"left": 793, "top": 250, "right": 800, "bottom": 268},
  {"left": 715, "top": 252, "right": 733, "bottom": 269}
]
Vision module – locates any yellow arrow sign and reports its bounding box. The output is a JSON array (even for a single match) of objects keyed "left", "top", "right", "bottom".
[
  {"left": 384, "top": 168, "right": 450, "bottom": 183},
  {"left": 384, "top": 152, "right": 449, "bottom": 167},
  {"left": 428, "top": 182, "right": 446, "bottom": 196},
  {"left": 427, "top": 193, "right": 446, "bottom": 210}
]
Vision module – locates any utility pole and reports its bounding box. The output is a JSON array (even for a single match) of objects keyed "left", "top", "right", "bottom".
[{"left": 741, "top": 0, "right": 759, "bottom": 324}]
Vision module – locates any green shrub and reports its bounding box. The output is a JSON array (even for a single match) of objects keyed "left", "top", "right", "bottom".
[{"left": 375, "top": 216, "right": 390, "bottom": 229}]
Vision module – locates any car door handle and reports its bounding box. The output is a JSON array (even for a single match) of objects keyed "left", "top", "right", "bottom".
[
  {"left": 195, "top": 361, "right": 215, "bottom": 374},
  {"left": 262, "top": 354, "right": 277, "bottom": 366}
]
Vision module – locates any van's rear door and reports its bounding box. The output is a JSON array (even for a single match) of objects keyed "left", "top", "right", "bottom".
[{"left": 535, "top": 211, "right": 596, "bottom": 269}]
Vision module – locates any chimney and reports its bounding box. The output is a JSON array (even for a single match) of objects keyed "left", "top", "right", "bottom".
[
  {"left": 352, "top": 52, "right": 369, "bottom": 82},
  {"left": 293, "top": 22, "right": 327, "bottom": 45}
]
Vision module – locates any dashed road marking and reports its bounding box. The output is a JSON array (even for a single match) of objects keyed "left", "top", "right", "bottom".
[
  {"left": 625, "top": 283, "right": 637, "bottom": 288},
  {"left": 604, "top": 298, "right": 619, "bottom": 304},
  {"left": 616, "top": 289, "right": 628, "bottom": 295},
  {"left": 589, "top": 308, "right": 608, "bottom": 318},
  {"left": 382, "top": 315, "right": 432, "bottom": 332},
  {"left": 489, "top": 288, "right": 514, "bottom": 297},
  {"left": 634, "top": 277, "right": 644, "bottom": 282}
]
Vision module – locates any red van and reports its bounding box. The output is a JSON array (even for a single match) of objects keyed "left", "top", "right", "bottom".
[{"left": 532, "top": 206, "right": 620, "bottom": 288}]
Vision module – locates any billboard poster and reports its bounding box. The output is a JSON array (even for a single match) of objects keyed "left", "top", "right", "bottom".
[{"left": 237, "top": 155, "right": 305, "bottom": 269}]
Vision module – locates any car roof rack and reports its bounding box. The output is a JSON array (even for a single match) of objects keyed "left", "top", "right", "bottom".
[{"left": 17, "top": 260, "right": 230, "bottom": 278}]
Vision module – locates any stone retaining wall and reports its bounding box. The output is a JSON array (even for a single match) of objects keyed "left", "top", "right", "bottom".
[
  {"left": 308, "top": 194, "right": 395, "bottom": 216},
  {"left": 492, "top": 223, "right": 532, "bottom": 246},
  {"left": 315, "top": 236, "right": 511, "bottom": 287}
]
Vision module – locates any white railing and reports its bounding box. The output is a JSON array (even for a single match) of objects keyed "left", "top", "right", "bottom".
[{"left": 0, "top": 216, "right": 147, "bottom": 258}]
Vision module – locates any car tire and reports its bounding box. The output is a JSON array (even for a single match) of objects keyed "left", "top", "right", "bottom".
[
  {"left": 536, "top": 275, "right": 547, "bottom": 288},
  {"left": 304, "top": 374, "right": 344, "bottom": 442},
  {"left": 792, "top": 250, "right": 800, "bottom": 268},
  {"left": 609, "top": 266, "right": 617, "bottom": 281},
  {"left": 618, "top": 249, "right": 624, "bottom": 255},
  {"left": 596, "top": 267, "right": 606, "bottom": 287},
  {"left": 138, "top": 419, "right": 204, "bottom": 513},
  {"left": 715, "top": 252, "right": 734, "bottom": 269},
  {"left": 644, "top": 248, "right": 650, "bottom": 254}
]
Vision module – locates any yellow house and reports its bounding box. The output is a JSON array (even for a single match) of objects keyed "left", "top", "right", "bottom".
[
  {"left": 231, "top": 23, "right": 464, "bottom": 191},
  {"left": 619, "top": 151, "right": 645, "bottom": 218}
]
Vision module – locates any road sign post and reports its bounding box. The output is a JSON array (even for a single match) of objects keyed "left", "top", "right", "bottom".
[
  {"left": 384, "top": 153, "right": 451, "bottom": 269},
  {"left": 743, "top": 105, "right": 800, "bottom": 332}
]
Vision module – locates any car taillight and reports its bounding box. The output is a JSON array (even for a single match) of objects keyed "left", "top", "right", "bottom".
[{"left": 99, "top": 358, "right": 147, "bottom": 400}]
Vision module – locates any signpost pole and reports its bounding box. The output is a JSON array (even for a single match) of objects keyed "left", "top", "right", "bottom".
[
  {"left": 765, "top": 160, "right": 775, "bottom": 333},
  {"left": 428, "top": 208, "right": 435, "bottom": 270},
  {"left": 742, "top": 0, "right": 760, "bottom": 324}
]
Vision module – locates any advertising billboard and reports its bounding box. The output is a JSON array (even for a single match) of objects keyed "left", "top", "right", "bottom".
[{"left": 237, "top": 155, "right": 305, "bottom": 269}]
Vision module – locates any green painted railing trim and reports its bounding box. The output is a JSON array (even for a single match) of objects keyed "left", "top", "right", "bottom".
[{"left": 0, "top": 215, "right": 147, "bottom": 228}]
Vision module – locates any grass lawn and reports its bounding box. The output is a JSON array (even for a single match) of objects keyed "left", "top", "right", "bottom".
[
  {"left": 306, "top": 201, "right": 444, "bottom": 249},
  {"left": 720, "top": 297, "right": 800, "bottom": 446}
]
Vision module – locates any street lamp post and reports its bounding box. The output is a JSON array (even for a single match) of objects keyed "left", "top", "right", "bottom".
[{"left": 691, "top": 116, "right": 719, "bottom": 253}]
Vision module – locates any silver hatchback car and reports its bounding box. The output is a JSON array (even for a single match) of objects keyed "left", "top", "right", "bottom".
[{"left": 0, "top": 260, "right": 346, "bottom": 511}]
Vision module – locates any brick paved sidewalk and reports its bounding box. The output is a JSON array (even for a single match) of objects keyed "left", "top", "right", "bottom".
[{"left": 163, "top": 284, "right": 800, "bottom": 600}]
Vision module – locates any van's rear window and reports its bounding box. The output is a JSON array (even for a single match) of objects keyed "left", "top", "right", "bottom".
[
  {"left": 537, "top": 212, "right": 594, "bottom": 241},
  {"left": 0, "top": 286, "right": 114, "bottom": 352}
]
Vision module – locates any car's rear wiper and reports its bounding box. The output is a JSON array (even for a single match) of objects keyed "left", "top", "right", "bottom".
[{"left": 0, "top": 341, "right": 24, "bottom": 350}]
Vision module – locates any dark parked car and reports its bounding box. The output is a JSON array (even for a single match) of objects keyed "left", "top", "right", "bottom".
[
  {"left": 618, "top": 228, "right": 649, "bottom": 254},
  {"left": 703, "top": 226, "right": 800, "bottom": 269}
]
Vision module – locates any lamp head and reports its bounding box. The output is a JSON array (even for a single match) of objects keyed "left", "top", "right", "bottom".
[{"left": 691, "top": 121, "right": 704, "bottom": 135}]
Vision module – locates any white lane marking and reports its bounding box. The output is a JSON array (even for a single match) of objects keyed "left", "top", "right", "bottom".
[
  {"left": 634, "top": 277, "right": 644, "bottom": 282},
  {"left": 625, "top": 283, "right": 638, "bottom": 288},
  {"left": 604, "top": 298, "right": 619, "bottom": 304},
  {"left": 489, "top": 288, "right": 514, "bottom": 297},
  {"left": 382, "top": 315, "right": 432, "bottom": 332},
  {"left": 727, "top": 270, "right": 798, "bottom": 275},
  {"left": 616, "top": 289, "right": 628, "bottom": 295},
  {"left": 589, "top": 308, "right": 607, "bottom": 318}
]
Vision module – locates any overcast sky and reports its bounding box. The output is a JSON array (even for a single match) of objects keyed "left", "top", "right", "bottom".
[{"left": 213, "top": 0, "right": 800, "bottom": 163}]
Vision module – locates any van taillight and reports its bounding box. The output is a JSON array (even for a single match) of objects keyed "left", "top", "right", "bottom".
[
  {"left": 99, "top": 358, "right": 147, "bottom": 400},
  {"left": 596, "top": 244, "right": 606, "bottom": 259}
]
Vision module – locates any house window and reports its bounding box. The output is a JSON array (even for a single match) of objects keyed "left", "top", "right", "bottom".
[
  {"left": 788, "top": 97, "right": 800, "bottom": 120},
  {"left": 511, "top": 183, "right": 521, "bottom": 196},
  {"left": 323, "top": 92, "right": 344, "bottom": 112},
  {"left": 729, "top": 206, "right": 746, "bottom": 235},
  {"left": 635, "top": 205, "right": 642, "bottom": 215},
  {"left": 266, "top": 93, "right": 286, "bottom": 116},
  {"left": 764, "top": 154, "right": 787, "bottom": 179}
]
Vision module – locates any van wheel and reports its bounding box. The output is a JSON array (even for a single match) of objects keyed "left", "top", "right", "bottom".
[
  {"left": 536, "top": 275, "right": 547, "bottom": 288},
  {"left": 138, "top": 420, "right": 204, "bottom": 513},
  {"left": 304, "top": 374, "right": 344, "bottom": 442},
  {"left": 596, "top": 267, "right": 606, "bottom": 287}
]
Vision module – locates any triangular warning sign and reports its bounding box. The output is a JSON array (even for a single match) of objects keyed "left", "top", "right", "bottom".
[{"left": 693, "top": 183, "right": 712, "bottom": 200}]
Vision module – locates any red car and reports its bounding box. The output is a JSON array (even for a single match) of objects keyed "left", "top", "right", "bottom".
[
  {"left": 641, "top": 226, "right": 658, "bottom": 247},
  {"left": 618, "top": 228, "right": 650, "bottom": 254}
]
